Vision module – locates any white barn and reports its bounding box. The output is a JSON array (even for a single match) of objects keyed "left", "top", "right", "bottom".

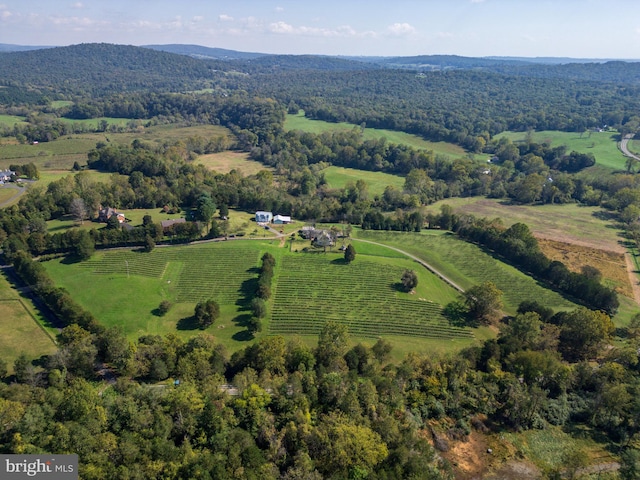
[{"left": 273, "top": 215, "right": 291, "bottom": 224}]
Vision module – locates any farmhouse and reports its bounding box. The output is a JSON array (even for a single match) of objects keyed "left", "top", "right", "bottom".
[
  {"left": 98, "top": 206, "right": 125, "bottom": 223},
  {"left": 312, "top": 230, "right": 335, "bottom": 249},
  {"left": 255, "top": 211, "right": 273, "bottom": 223},
  {"left": 161, "top": 218, "right": 186, "bottom": 232},
  {"left": 273, "top": 214, "right": 291, "bottom": 224}
]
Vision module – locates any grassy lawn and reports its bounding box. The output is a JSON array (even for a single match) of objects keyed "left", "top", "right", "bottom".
[
  {"left": 495, "top": 130, "right": 626, "bottom": 171},
  {"left": 321, "top": 166, "right": 405, "bottom": 197},
  {"left": 195, "top": 151, "right": 270, "bottom": 175},
  {"left": 0, "top": 271, "right": 57, "bottom": 370},
  {"left": 285, "top": 111, "right": 474, "bottom": 160},
  {"left": 0, "top": 186, "right": 21, "bottom": 205}
]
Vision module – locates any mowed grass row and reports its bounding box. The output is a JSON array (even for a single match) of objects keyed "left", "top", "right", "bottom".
[
  {"left": 355, "top": 230, "right": 576, "bottom": 313},
  {"left": 269, "top": 254, "right": 472, "bottom": 339},
  {"left": 79, "top": 245, "right": 260, "bottom": 303}
]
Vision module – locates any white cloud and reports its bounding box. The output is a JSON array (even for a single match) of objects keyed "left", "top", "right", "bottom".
[
  {"left": 268, "top": 21, "right": 362, "bottom": 38},
  {"left": 71, "top": 2, "right": 83, "bottom": 8},
  {"left": 470, "top": 0, "right": 486, "bottom": 3},
  {"left": 50, "top": 15, "right": 95, "bottom": 27},
  {"left": 192, "top": 16, "right": 204, "bottom": 22},
  {"left": 386, "top": 23, "right": 416, "bottom": 36},
  {"left": 219, "top": 14, "right": 233, "bottom": 22},
  {"left": 270, "top": 21, "right": 294, "bottom": 34},
  {"left": 275, "top": 6, "right": 284, "bottom": 12},
  {"left": 436, "top": 31, "right": 454, "bottom": 39},
  {"left": 0, "top": 10, "right": 11, "bottom": 20}
]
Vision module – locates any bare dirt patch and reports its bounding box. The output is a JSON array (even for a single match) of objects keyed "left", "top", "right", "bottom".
[{"left": 538, "top": 238, "right": 632, "bottom": 298}]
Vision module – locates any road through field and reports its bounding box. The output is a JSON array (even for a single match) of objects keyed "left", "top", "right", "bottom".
[
  {"left": 620, "top": 134, "right": 640, "bottom": 162},
  {"left": 352, "top": 238, "right": 465, "bottom": 293}
]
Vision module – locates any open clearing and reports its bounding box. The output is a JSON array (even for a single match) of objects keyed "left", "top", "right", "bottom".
[
  {"left": 321, "top": 166, "right": 405, "bottom": 197},
  {"left": 425, "top": 197, "right": 623, "bottom": 253},
  {"left": 495, "top": 130, "right": 626, "bottom": 171},
  {"left": 195, "top": 151, "right": 270, "bottom": 175},
  {"left": 285, "top": 111, "right": 473, "bottom": 160}
]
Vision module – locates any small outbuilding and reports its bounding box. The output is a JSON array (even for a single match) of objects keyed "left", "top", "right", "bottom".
[
  {"left": 161, "top": 218, "right": 186, "bottom": 232},
  {"left": 273, "top": 214, "right": 291, "bottom": 224}
]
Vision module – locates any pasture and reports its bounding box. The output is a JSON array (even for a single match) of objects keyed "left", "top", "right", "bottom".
[
  {"left": 0, "top": 270, "right": 57, "bottom": 370},
  {"left": 285, "top": 111, "right": 472, "bottom": 160},
  {"left": 354, "top": 229, "right": 576, "bottom": 314},
  {"left": 424, "top": 198, "right": 623, "bottom": 254},
  {"left": 495, "top": 130, "right": 626, "bottom": 171},
  {"left": 196, "top": 151, "right": 270, "bottom": 175},
  {"left": 321, "top": 166, "right": 405, "bottom": 197}
]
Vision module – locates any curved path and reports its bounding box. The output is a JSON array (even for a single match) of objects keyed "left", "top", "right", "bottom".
[
  {"left": 351, "top": 237, "right": 465, "bottom": 293},
  {"left": 620, "top": 134, "right": 640, "bottom": 162},
  {"left": 0, "top": 184, "right": 27, "bottom": 208}
]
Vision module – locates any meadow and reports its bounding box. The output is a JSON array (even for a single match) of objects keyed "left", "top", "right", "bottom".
[
  {"left": 285, "top": 111, "right": 473, "bottom": 160},
  {"left": 195, "top": 151, "right": 270, "bottom": 175},
  {"left": 320, "top": 166, "right": 405, "bottom": 197},
  {"left": 495, "top": 130, "right": 626, "bottom": 171},
  {"left": 0, "top": 114, "right": 28, "bottom": 128}
]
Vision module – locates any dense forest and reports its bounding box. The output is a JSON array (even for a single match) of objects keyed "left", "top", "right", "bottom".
[{"left": 1, "top": 43, "right": 640, "bottom": 478}]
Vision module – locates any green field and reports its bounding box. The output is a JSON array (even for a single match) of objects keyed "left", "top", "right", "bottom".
[
  {"left": 0, "top": 114, "right": 27, "bottom": 128},
  {"left": 42, "top": 237, "right": 480, "bottom": 352},
  {"left": 495, "top": 130, "right": 626, "bottom": 171},
  {"left": 0, "top": 271, "right": 57, "bottom": 370},
  {"left": 285, "top": 111, "right": 473, "bottom": 160},
  {"left": 321, "top": 166, "right": 405, "bottom": 197},
  {"left": 354, "top": 230, "right": 576, "bottom": 314}
]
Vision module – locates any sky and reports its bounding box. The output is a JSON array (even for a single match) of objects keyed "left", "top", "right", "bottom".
[{"left": 1, "top": 0, "right": 639, "bottom": 59}]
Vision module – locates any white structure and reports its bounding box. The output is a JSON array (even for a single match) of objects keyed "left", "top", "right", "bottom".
[
  {"left": 0, "top": 170, "right": 15, "bottom": 183},
  {"left": 273, "top": 215, "right": 291, "bottom": 224},
  {"left": 255, "top": 211, "right": 273, "bottom": 223}
]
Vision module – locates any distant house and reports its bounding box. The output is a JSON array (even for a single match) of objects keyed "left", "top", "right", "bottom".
[
  {"left": 300, "top": 226, "right": 318, "bottom": 240},
  {"left": 273, "top": 214, "right": 291, "bottom": 224},
  {"left": 161, "top": 218, "right": 186, "bottom": 232},
  {"left": 255, "top": 211, "right": 273, "bottom": 223},
  {"left": 0, "top": 170, "right": 15, "bottom": 183},
  {"left": 98, "top": 207, "right": 125, "bottom": 223}
]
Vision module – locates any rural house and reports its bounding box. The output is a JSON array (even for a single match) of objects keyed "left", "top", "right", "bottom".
[
  {"left": 255, "top": 211, "right": 273, "bottom": 223},
  {"left": 0, "top": 170, "right": 15, "bottom": 183},
  {"left": 161, "top": 218, "right": 186, "bottom": 232},
  {"left": 98, "top": 207, "right": 125, "bottom": 223}
]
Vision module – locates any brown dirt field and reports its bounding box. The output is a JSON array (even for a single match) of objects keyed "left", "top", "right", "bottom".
[
  {"left": 538, "top": 238, "right": 633, "bottom": 299},
  {"left": 443, "top": 431, "right": 489, "bottom": 479}
]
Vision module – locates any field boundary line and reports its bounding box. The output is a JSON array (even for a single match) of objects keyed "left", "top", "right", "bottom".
[
  {"left": 0, "top": 298, "right": 58, "bottom": 346},
  {"left": 351, "top": 238, "right": 465, "bottom": 293}
]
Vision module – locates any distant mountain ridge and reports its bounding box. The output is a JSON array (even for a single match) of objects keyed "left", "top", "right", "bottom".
[
  {"left": 142, "top": 44, "right": 266, "bottom": 60},
  {"left": 0, "top": 43, "right": 56, "bottom": 52}
]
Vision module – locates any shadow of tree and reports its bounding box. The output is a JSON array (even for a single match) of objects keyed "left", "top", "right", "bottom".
[
  {"left": 443, "top": 301, "right": 477, "bottom": 328},
  {"left": 177, "top": 316, "right": 199, "bottom": 330}
]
